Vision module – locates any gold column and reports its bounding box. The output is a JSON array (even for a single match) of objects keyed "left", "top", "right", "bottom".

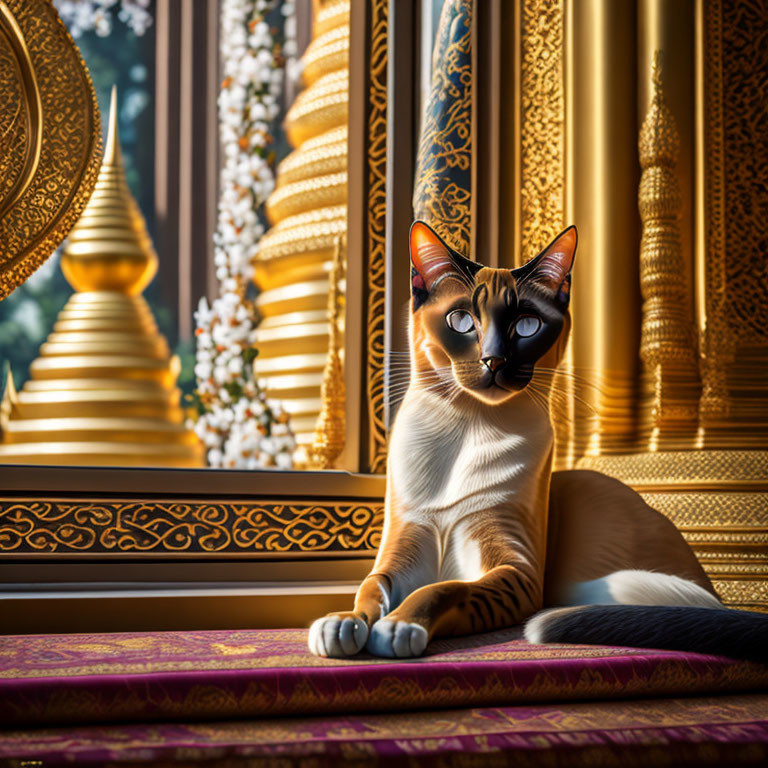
[
  {"left": 0, "top": 88, "right": 203, "bottom": 467},
  {"left": 565, "top": 0, "right": 641, "bottom": 457},
  {"left": 254, "top": 0, "right": 349, "bottom": 456}
]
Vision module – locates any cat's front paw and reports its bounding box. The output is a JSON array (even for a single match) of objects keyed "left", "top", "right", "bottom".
[
  {"left": 366, "top": 619, "right": 428, "bottom": 658},
  {"left": 308, "top": 612, "right": 369, "bottom": 657}
]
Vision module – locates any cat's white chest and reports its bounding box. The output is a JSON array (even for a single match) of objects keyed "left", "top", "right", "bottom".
[{"left": 389, "top": 390, "right": 539, "bottom": 525}]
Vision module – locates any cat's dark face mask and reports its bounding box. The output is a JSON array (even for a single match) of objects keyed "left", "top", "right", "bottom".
[{"left": 409, "top": 221, "right": 577, "bottom": 405}]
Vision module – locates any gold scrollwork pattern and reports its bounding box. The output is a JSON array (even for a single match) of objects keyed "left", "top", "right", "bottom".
[
  {"left": 518, "top": 0, "right": 564, "bottom": 263},
  {"left": 0, "top": 499, "right": 384, "bottom": 554},
  {"left": 412, "top": 0, "right": 472, "bottom": 256},
  {"left": 366, "top": 0, "right": 388, "bottom": 475},
  {"left": 0, "top": 0, "right": 102, "bottom": 299}
]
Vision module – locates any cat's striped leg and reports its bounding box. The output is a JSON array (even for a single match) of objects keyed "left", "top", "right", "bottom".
[
  {"left": 308, "top": 521, "right": 438, "bottom": 657},
  {"left": 366, "top": 563, "right": 540, "bottom": 658}
]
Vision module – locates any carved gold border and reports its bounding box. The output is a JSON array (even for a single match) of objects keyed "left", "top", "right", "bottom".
[
  {"left": 365, "top": 0, "right": 388, "bottom": 475},
  {"left": 0, "top": 498, "right": 384, "bottom": 555}
]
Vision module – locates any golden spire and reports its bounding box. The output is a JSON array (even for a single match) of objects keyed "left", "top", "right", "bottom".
[
  {"left": 637, "top": 52, "right": 700, "bottom": 450},
  {"left": 308, "top": 235, "right": 346, "bottom": 469},
  {"left": 61, "top": 86, "right": 158, "bottom": 296},
  {"left": 0, "top": 86, "right": 203, "bottom": 468}
]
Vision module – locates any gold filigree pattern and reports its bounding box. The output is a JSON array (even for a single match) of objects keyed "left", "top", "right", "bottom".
[
  {"left": 699, "top": 0, "right": 768, "bottom": 435},
  {"left": 518, "top": 0, "right": 564, "bottom": 263},
  {"left": 366, "top": 0, "right": 388, "bottom": 474},
  {"left": 0, "top": 499, "right": 384, "bottom": 554},
  {"left": 0, "top": 0, "right": 102, "bottom": 299},
  {"left": 719, "top": 1, "right": 768, "bottom": 343},
  {"left": 412, "top": 0, "right": 472, "bottom": 255}
]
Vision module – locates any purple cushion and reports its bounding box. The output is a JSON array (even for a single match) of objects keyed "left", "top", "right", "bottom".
[
  {"left": 2, "top": 627, "right": 767, "bottom": 727},
  {"left": 2, "top": 694, "right": 768, "bottom": 766}
]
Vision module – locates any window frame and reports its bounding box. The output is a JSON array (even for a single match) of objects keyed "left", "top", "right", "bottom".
[{"left": 0, "top": 0, "right": 411, "bottom": 633}]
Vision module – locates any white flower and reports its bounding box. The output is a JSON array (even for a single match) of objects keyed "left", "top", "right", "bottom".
[{"left": 192, "top": 0, "right": 295, "bottom": 471}]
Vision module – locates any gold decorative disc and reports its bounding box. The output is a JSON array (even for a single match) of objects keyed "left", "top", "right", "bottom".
[{"left": 0, "top": 0, "right": 102, "bottom": 300}]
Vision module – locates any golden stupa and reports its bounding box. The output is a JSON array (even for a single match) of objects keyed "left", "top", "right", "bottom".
[
  {"left": 253, "top": 0, "right": 349, "bottom": 452},
  {"left": 0, "top": 87, "right": 203, "bottom": 468}
]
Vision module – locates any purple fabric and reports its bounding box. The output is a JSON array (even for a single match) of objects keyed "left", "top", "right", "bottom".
[
  {"left": 2, "top": 627, "right": 767, "bottom": 727},
  {"left": 1, "top": 694, "right": 767, "bottom": 766}
]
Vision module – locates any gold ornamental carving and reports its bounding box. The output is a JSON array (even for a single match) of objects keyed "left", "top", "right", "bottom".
[
  {"left": 365, "top": 0, "right": 388, "bottom": 475},
  {"left": 637, "top": 53, "right": 700, "bottom": 450},
  {"left": 308, "top": 236, "right": 346, "bottom": 469},
  {"left": 0, "top": 0, "right": 102, "bottom": 299},
  {"left": 0, "top": 498, "right": 384, "bottom": 554}
]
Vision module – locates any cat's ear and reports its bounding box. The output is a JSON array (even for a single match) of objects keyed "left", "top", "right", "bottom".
[
  {"left": 409, "top": 221, "right": 457, "bottom": 296},
  {"left": 513, "top": 226, "right": 577, "bottom": 305}
]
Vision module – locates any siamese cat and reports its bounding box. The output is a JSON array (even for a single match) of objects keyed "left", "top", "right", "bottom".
[{"left": 309, "top": 222, "right": 767, "bottom": 662}]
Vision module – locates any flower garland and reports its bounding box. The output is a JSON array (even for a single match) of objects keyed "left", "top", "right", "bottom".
[
  {"left": 193, "top": 0, "right": 296, "bottom": 470},
  {"left": 53, "top": 0, "right": 152, "bottom": 37}
]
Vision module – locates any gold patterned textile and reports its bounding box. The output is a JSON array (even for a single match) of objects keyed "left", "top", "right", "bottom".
[
  {"left": 2, "top": 694, "right": 768, "bottom": 767},
  {"left": 0, "top": 0, "right": 102, "bottom": 299},
  {"left": 3, "top": 626, "right": 767, "bottom": 731}
]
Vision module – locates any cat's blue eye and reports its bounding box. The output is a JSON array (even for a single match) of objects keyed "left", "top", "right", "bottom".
[
  {"left": 515, "top": 315, "right": 541, "bottom": 337},
  {"left": 446, "top": 310, "right": 475, "bottom": 334}
]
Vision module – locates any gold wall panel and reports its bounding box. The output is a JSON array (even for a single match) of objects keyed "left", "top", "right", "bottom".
[
  {"left": 0, "top": 0, "right": 102, "bottom": 299},
  {"left": 565, "top": 0, "right": 641, "bottom": 460},
  {"left": 0, "top": 498, "right": 383, "bottom": 554}
]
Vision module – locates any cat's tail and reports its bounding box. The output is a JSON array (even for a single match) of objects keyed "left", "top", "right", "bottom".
[
  {"left": 524, "top": 604, "right": 768, "bottom": 664},
  {"left": 526, "top": 569, "right": 768, "bottom": 663}
]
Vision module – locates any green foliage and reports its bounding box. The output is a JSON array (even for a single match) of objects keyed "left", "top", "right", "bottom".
[{"left": 0, "top": 255, "right": 71, "bottom": 389}]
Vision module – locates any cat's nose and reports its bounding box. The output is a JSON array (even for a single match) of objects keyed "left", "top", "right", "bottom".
[{"left": 482, "top": 356, "right": 505, "bottom": 372}]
